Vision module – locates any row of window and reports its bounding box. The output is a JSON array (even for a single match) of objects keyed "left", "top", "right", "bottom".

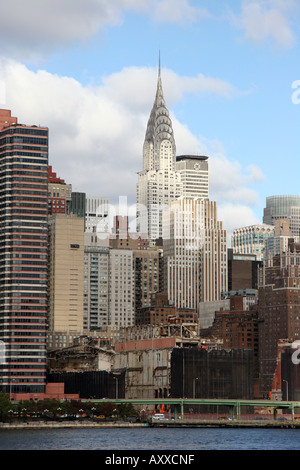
[{"left": 4, "top": 127, "right": 48, "bottom": 136}]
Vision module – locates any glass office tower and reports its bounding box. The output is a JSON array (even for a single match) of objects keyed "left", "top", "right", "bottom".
[{"left": 263, "top": 195, "right": 300, "bottom": 237}]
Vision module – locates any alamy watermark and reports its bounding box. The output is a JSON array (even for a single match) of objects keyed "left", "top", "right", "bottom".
[
  {"left": 291, "top": 80, "right": 300, "bottom": 104},
  {"left": 94, "top": 196, "right": 207, "bottom": 249},
  {"left": 291, "top": 340, "right": 300, "bottom": 364}
]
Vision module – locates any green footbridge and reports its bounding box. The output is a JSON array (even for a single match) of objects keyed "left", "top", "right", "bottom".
[{"left": 87, "top": 398, "right": 300, "bottom": 421}]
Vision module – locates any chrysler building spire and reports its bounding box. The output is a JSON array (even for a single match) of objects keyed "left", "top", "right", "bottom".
[
  {"left": 137, "top": 53, "right": 182, "bottom": 243},
  {"left": 143, "top": 53, "right": 176, "bottom": 172},
  {"left": 156, "top": 49, "right": 164, "bottom": 105}
]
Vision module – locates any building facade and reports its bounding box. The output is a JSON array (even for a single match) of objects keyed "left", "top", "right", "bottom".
[
  {"left": 48, "top": 165, "right": 72, "bottom": 215},
  {"left": 85, "top": 196, "right": 109, "bottom": 233},
  {"left": 175, "top": 155, "right": 209, "bottom": 200},
  {"left": 171, "top": 348, "right": 254, "bottom": 400},
  {"left": 231, "top": 224, "right": 274, "bottom": 261},
  {"left": 258, "top": 240, "right": 300, "bottom": 397},
  {"left": 70, "top": 191, "right": 86, "bottom": 219},
  {"left": 0, "top": 109, "right": 49, "bottom": 394},
  {"left": 164, "top": 198, "right": 227, "bottom": 311},
  {"left": 227, "top": 248, "right": 262, "bottom": 291},
  {"left": 263, "top": 219, "right": 299, "bottom": 267},
  {"left": 136, "top": 57, "right": 182, "bottom": 244},
  {"left": 135, "top": 292, "right": 198, "bottom": 326},
  {"left": 84, "top": 232, "right": 110, "bottom": 331},
  {"left": 49, "top": 214, "right": 84, "bottom": 333},
  {"left": 133, "top": 249, "right": 160, "bottom": 317},
  {"left": 109, "top": 248, "right": 134, "bottom": 327},
  {"left": 263, "top": 195, "right": 300, "bottom": 237}
]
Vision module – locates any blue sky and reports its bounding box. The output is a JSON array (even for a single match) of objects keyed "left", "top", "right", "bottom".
[{"left": 0, "top": 0, "right": 300, "bottom": 238}]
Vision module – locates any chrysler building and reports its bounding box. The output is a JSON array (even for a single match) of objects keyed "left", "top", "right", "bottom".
[
  {"left": 136, "top": 55, "right": 182, "bottom": 244},
  {"left": 136, "top": 58, "right": 226, "bottom": 309}
]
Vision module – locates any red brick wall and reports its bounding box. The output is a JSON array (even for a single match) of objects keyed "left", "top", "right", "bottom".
[{"left": 115, "top": 337, "right": 176, "bottom": 351}]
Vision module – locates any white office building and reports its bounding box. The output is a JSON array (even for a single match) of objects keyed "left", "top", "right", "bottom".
[
  {"left": 164, "top": 199, "right": 227, "bottom": 310},
  {"left": 231, "top": 224, "right": 274, "bottom": 261},
  {"left": 109, "top": 249, "right": 134, "bottom": 327},
  {"left": 175, "top": 155, "right": 209, "bottom": 200},
  {"left": 85, "top": 196, "right": 109, "bottom": 233}
]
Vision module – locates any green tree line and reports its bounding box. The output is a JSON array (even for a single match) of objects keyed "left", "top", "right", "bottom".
[{"left": 0, "top": 393, "right": 139, "bottom": 422}]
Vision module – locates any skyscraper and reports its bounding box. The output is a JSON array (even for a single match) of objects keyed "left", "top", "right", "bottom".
[
  {"left": 164, "top": 199, "right": 227, "bottom": 310},
  {"left": 109, "top": 248, "right": 134, "bottom": 326},
  {"left": 136, "top": 55, "right": 182, "bottom": 244},
  {"left": 0, "top": 109, "right": 49, "bottom": 394},
  {"left": 175, "top": 155, "right": 209, "bottom": 200},
  {"left": 263, "top": 195, "right": 300, "bottom": 237},
  {"left": 49, "top": 213, "right": 84, "bottom": 333},
  {"left": 137, "top": 57, "right": 227, "bottom": 312},
  {"left": 84, "top": 232, "right": 110, "bottom": 330}
]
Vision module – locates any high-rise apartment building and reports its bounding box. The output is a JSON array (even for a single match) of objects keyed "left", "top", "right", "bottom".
[
  {"left": 0, "top": 109, "right": 49, "bottom": 394},
  {"left": 84, "top": 219, "right": 157, "bottom": 330},
  {"left": 133, "top": 249, "right": 160, "bottom": 316},
  {"left": 209, "top": 295, "right": 259, "bottom": 362},
  {"left": 136, "top": 57, "right": 182, "bottom": 244},
  {"left": 84, "top": 232, "right": 110, "bottom": 331},
  {"left": 263, "top": 219, "right": 299, "bottom": 267},
  {"left": 258, "top": 239, "right": 300, "bottom": 396},
  {"left": 110, "top": 215, "right": 149, "bottom": 250},
  {"left": 109, "top": 249, "right": 134, "bottom": 326},
  {"left": 164, "top": 199, "right": 227, "bottom": 311},
  {"left": 49, "top": 214, "right": 84, "bottom": 333},
  {"left": 263, "top": 195, "right": 300, "bottom": 237}
]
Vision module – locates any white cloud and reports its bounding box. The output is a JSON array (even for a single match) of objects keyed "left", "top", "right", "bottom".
[
  {"left": 218, "top": 203, "right": 260, "bottom": 245},
  {"left": 0, "top": 0, "right": 210, "bottom": 60},
  {"left": 230, "top": 0, "right": 296, "bottom": 49},
  {"left": 147, "top": 0, "right": 210, "bottom": 24},
  {"left": 246, "top": 164, "right": 265, "bottom": 183},
  {"left": 0, "top": 58, "right": 263, "bottom": 234},
  {"left": 0, "top": 0, "right": 124, "bottom": 59},
  {"left": 209, "top": 153, "right": 261, "bottom": 207},
  {"left": 102, "top": 66, "right": 241, "bottom": 113}
]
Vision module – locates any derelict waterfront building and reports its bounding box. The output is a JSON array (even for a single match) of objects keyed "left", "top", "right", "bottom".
[{"left": 170, "top": 348, "right": 254, "bottom": 400}]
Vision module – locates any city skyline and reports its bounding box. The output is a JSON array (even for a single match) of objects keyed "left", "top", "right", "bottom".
[{"left": 1, "top": 0, "right": 300, "bottom": 239}]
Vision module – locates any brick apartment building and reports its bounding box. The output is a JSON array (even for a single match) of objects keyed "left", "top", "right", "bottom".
[
  {"left": 258, "top": 240, "right": 300, "bottom": 397},
  {"left": 135, "top": 292, "right": 198, "bottom": 326}
]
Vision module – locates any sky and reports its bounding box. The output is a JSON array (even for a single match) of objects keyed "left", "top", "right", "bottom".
[{"left": 0, "top": 0, "right": 300, "bottom": 241}]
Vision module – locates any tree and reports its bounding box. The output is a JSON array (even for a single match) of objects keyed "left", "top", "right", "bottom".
[{"left": 0, "top": 393, "right": 13, "bottom": 422}]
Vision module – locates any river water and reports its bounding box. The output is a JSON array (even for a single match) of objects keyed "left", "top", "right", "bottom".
[{"left": 0, "top": 427, "right": 300, "bottom": 450}]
